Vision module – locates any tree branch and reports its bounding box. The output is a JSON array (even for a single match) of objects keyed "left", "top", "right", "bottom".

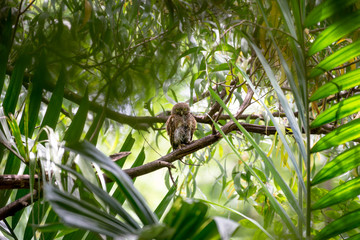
[{"left": 0, "top": 190, "right": 39, "bottom": 220}]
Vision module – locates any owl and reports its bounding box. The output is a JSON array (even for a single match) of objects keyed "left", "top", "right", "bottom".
[{"left": 166, "top": 102, "right": 197, "bottom": 150}]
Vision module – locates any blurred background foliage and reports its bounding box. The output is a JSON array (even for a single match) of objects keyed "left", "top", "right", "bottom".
[{"left": 1, "top": 0, "right": 360, "bottom": 239}]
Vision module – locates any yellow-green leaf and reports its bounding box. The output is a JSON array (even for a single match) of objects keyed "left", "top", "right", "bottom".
[
  {"left": 311, "top": 118, "right": 360, "bottom": 153},
  {"left": 309, "top": 40, "right": 360, "bottom": 78},
  {"left": 311, "top": 94, "right": 360, "bottom": 128},
  {"left": 312, "top": 177, "right": 360, "bottom": 210},
  {"left": 310, "top": 68, "right": 360, "bottom": 101},
  {"left": 312, "top": 145, "right": 360, "bottom": 185},
  {"left": 315, "top": 209, "right": 360, "bottom": 240}
]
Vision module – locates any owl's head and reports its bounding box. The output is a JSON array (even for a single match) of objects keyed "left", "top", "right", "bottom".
[{"left": 171, "top": 102, "right": 190, "bottom": 116}]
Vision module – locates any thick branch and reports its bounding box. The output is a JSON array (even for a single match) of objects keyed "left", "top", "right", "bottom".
[{"left": 0, "top": 190, "right": 39, "bottom": 220}]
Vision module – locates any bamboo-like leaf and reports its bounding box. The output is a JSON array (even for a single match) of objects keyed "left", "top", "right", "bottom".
[
  {"left": 199, "top": 217, "right": 238, "bottom": 240},
  {"left": 314, "top": 209, "right": 360, "bottom": 240},
  {"left": 309, "top": 40, "right": 360, "bottom": 78},
  {"left": 63, "top": 89, "right": 89, "bottom": 143},
  {"left": 85, "top": 111, "right": 105, "bottom": 145},
  {"left": 163, "top": 197, "right": 210, "bottom": 240},
  {"left": 66, "top": 141, "right": 158, "bottom": 225},
  {"left": 347, "top": 233, "right": 360, "bottom": 240},
  {"left": 39, "top": 67, "right": 66, "bottom": 141},
  {"left": 7, "top": 115, "right": 27, "bottom": 162},
  {"left": 117, "top": 131, "right": 135, "bottom": 168},
  {"left": 200, "top": 199, "right": 274, "bottom": 240},
  {"left": 154, "top": 182, "right": 177, "bottom": 219},
  {"left": 235, "top": 64, "right": 306, "bottom": 193},
  {"left": 312, "top": 145, "right": 360, "bottom": 185},
  {"left": 45, "top": 184, "right": 136, "bottom": 238},
  {"left": 312, "top": 177, "right": 360, "bottom": 210},
  {"left": 0, "top": 9, "right": 12, "bottom": 94},
  {"left": 305, "top": 0, "right": 359, "bottom": 27},
  {"left": 308, "top": 10, "right": 360, "bottom": 56},
  {"left": 209, "top": 88, "right": 301, "bottom": 239},
  {"left": 56, "top": 164, "right": 140, "bottom": 230},
  {"left": 3, "top": 56, "right": 29, "bottom": 115},
  {"left": 178, "top": 47, "right": 205, "bottom": 60},
  {"left": 245, "top": 37, "right": 307, "bottom": 165},
  {"left": 311, "top": 94, "right": 360, "bottom": 128},
  {"left": 117, "top": 147, "right": 146, "bottom": 204},
  {"left": 311, "top": 118, "right": 360, "bottom": 153},
  {"left": 310, "top": 68, "right": 360, "bottom": 101}
]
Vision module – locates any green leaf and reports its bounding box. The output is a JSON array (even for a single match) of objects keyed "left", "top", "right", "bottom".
[
  {"left": 310, "top": 68, "right": 360, "bottom": 101},
  {"left": 311, "top": 118, "right": 360, "bottom": 153},
  {"left": 312, "top": 145, "right": 360, "bottom": 185},
  {"left": 85, "top": 111, "right": 105, "bottom": 145},
  {"left": 117, "top": 147, "right": 146, "bottom": 204},
  {"left": 309, "top": 40, "right": 360, "bottom": 78},
  {"left": 246, "top": 38, "right": 307, "bottom": 166},
  {"left": 20, "top": 53, "right": 48, "bottom": 137},
  {"left": 178, "top": 47, "right": 205, "bottom": 60},
  {"left": 66, "top": 141, "right": 158, "bottom": 225},
  {"left": 308, "top": 10, "right": 360, "bottom": 56},
  {"left": 3, "top": 56, "right": 29, "bottom": 115},
  {"left": 45, "top": 184, "right": 136, "bottom": 238},
  {"left": 56, "top": 164, "right": 140, "bottom": 230},
  {"left": 312, "top": 177, "right": 360, "bottom": 210},
  {"left": 236, "top": 63, "right": 306, "bottom": 193},
  {"left": 209, "top": 88, "right": 301, "bottom": 239},
  {"left": 63, "top": 89, "right": 89, "bottom": 143},
  {"left": 0, "top": 9, "right": 13, "bottom": 94},
  {"left": 196, "top": 217, "right": 238, "bottom": 240},
  {"left": 39, "top": 67, "right": 66, "bottom": 141},
  {"left": 305, "top": 0, "right": 359, "bottom": 27},
  {"left": 117, "top": 131, "right": 135, "bottom": 167},
  {"left": 154, "top": 182, "right": 177, "bottom": 219},
  {"left": 163, "top": 197, "right": 209, "bottom": 240},
  {"left": 211, "top": 63, "right": 230, "bottom": 72},
  {"left": 314, "top": 209, "right": 360, "bottom": 240},
  {"left": 347, "top": 233, "right": 360, "bottom": 240},
  {"left": 7, "top": 115, "right": 27, "bottom": 162},
  {"left": 200, "top": 199, "right": 274, "bottom": 240},
  {"left": 311, "top": 94, "right": 360, "bottom": 128}
]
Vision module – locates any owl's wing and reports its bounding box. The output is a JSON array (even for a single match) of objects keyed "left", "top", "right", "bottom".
[
  {"left": 189, "top": 114, "right": 197, "bottom": 141},
  {"left": 166, "top": 115, "right": 175, "bottom": 148}
]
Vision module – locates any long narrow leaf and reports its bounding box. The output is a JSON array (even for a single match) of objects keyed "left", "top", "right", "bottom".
[
  {"left": 63, "top": 89, "right": 89, "bottom": 143},
  {"left": 310, "top": 68, "right": 360, "bottom": 101},
  {"left": 311, "top": 94, "right": 360, "bottom": 128},
  {"left": 200, "top": 199, "right": 274, "bottom": 240},
  {"left": 56, "top": 164, "right": 140, "bottom": 230},
  {"left": 0, "top": 9, "right": 12, "bottom": 93},
  {"left": 305, "top": 0, "right": 359, "bottom": 27},
  {"left": 246, "top": 38, "right": 307, "bottom": 165},
  {"left": 66, "top": 141, "right": 158, "bottom": 225},
  {"left": 45, "top": 184, "right": 136, "bottom": 238},
  {"left": 308, "top": 10, "right": 360, "bottom": 56},
  {"left": 309, "top": 40, "right": 360, "bottom": 78},
  {"left": 3, "top": 56, "right": 29, "bottom": 115},
  {"left": 312, "top": 145, "right": 360, "bottom": 185},
  {"left": 209, "top": 88, "right": 301, "bottom": 239},
  {"left": 154, "top": 182, "right": 177, "bottom": 219},
  {"left": 312, "top": 177, "right": 360, "bottom": 210},
  {"left": 235, "top": 65, "right": 306, "bottom": 193},
  {"left": 311, "top": 118, "right": 360, "bottom": 153},
  {"left": 314, "top": 209, "right": 360, "bottom": 240},
  {"left": 39, "top": 67, "right": 66, "bottom": 141}
]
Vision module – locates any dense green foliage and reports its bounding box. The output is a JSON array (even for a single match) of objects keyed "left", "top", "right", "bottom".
[{"left": 1, "top": 0, "right": 360, "bottom": 239}]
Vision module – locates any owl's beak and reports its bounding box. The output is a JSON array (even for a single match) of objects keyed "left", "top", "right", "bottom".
[{"left": 180, "top": 110, "right": 183, "bottom": 115}]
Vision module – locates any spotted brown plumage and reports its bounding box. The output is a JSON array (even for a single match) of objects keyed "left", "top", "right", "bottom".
[{"left": 166, "top": 102, "right": 197, "bottom": 150}]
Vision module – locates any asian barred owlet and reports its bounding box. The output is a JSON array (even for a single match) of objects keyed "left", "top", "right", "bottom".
[{"left": 166, "top": 102, "right": 197, "bottom": 150}]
